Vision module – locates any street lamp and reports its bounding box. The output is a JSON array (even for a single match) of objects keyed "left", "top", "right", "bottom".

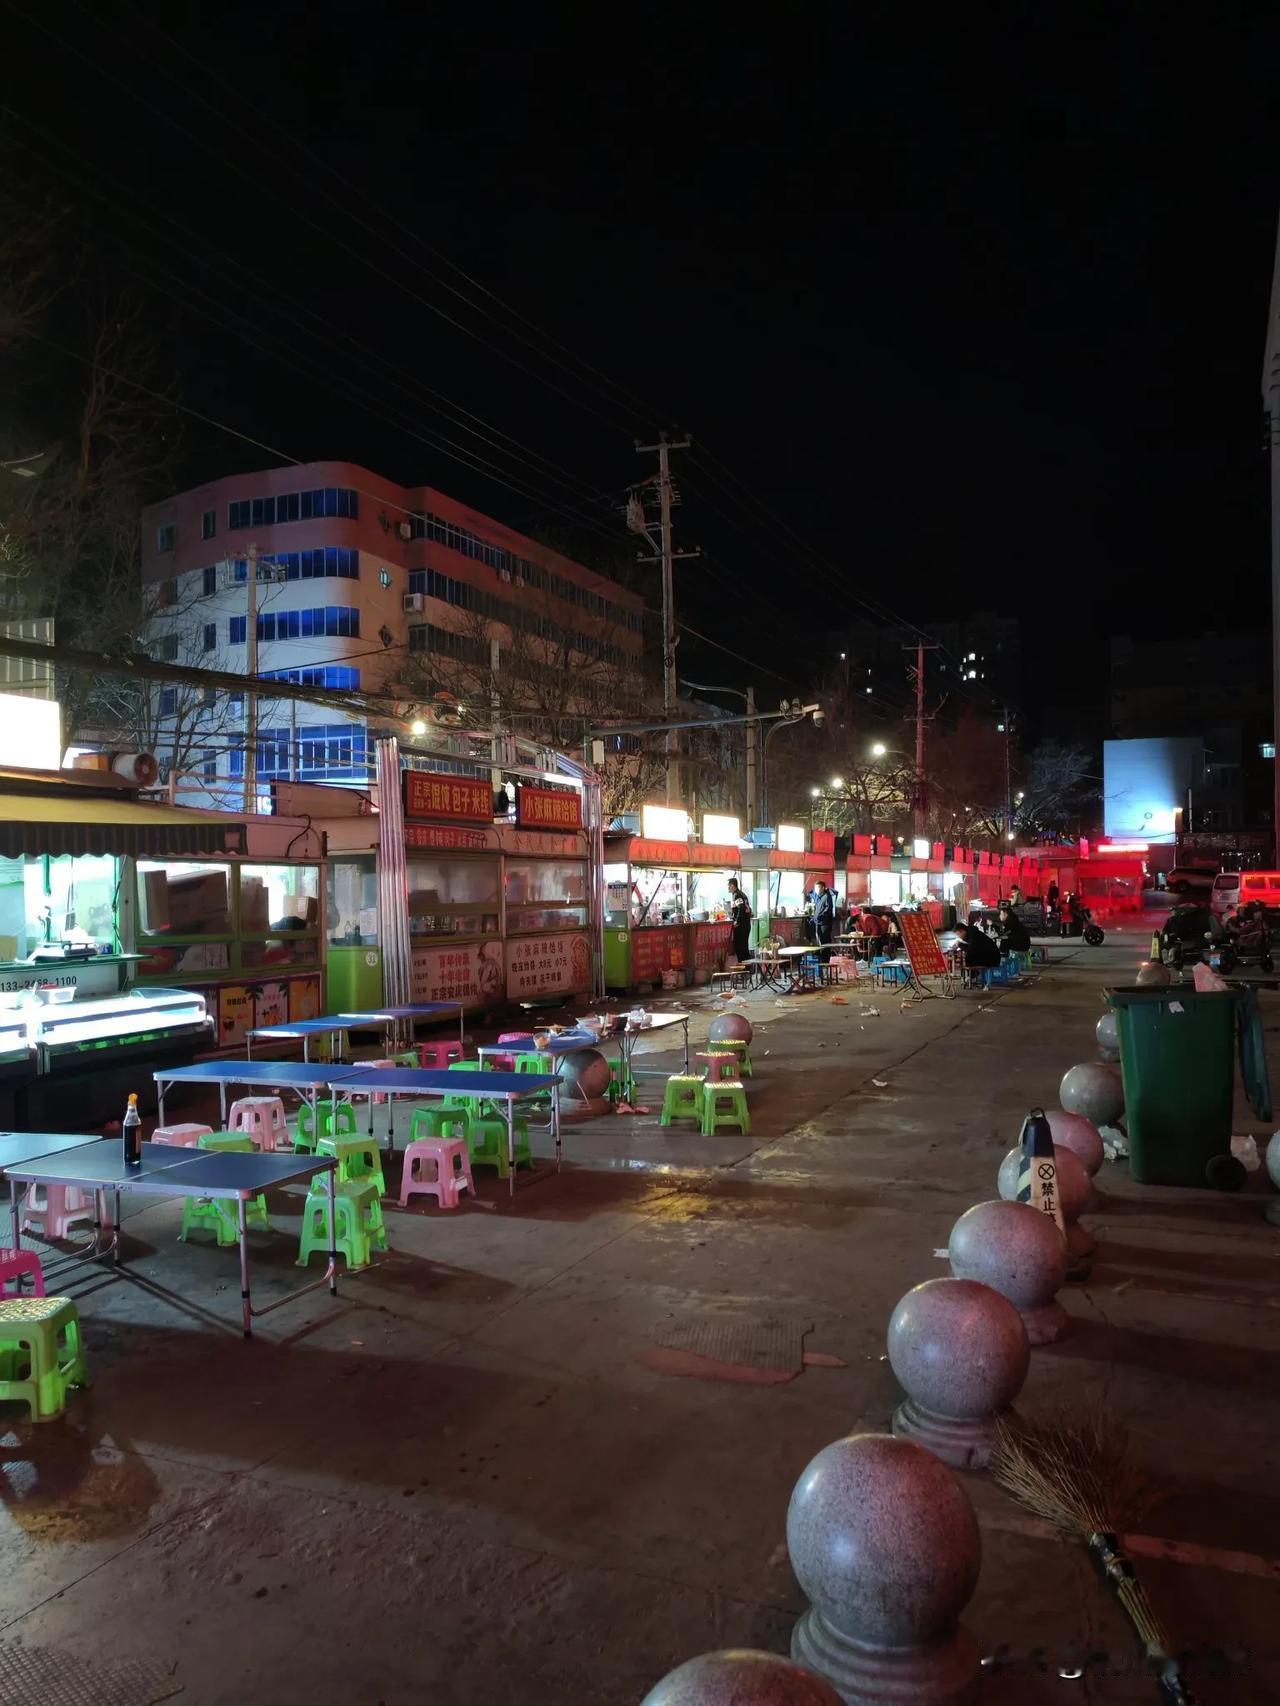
[
  {"left": 871, "top": 742, "right": 887, "bottom": 757},
  {"left": 830, "top": 775, "right": 843, "bottom": 790},
  {"left": 761, "top": 701, "right": 823, "bottom": 823}
]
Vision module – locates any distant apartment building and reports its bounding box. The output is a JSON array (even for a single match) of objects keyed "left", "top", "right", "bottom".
[
  {"left": 840, "top": 613, "right": 1022, "bottom": 709},
  {"left": 139, "top": 461, "right": 646, "bottom": 803}
]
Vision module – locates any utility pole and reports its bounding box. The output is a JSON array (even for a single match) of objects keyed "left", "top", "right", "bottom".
[
  {"left": 633, "top": 434, "right": 696, "bottom": 806},
  {"left": 904, "top": 639, "right": 938, "bottom": 840},
  {"left": 1002, "top": 705, "right": 1015, "bottom": 841},
  {"left": 244, "top": 542, "right": 259, "bottom": 812},
  {"left": 745, "top": 684, "right": 757, "bottom": 828}
]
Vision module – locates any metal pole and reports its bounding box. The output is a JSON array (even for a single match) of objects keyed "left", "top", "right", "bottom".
[
  {"left": 657, "top": 439, "right": 678, "bottom": 804},
  {"left": 745, "top": 684, "right": 757, "bottom": 828},
  {"left": 913, "top": 639, "right": 926, "bottom": 840},
  {"left": 244, "top": 542, "right": 259, "bottom": 811},
  {"left": 1003, "top": 705, "right": 1013, "bottom": 839}
]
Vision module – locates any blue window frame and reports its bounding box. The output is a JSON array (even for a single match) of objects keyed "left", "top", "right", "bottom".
[
  {"left": 226, "top": 487, "right": 358, "bottom": 534},
  {"left": 229, "top": 615, "right": 246, "bottom": 644},
  {"left": 261, "top": 665, "right": 361, "bottom": 690}
]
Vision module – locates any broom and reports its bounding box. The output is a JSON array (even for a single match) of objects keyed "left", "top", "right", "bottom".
[{"left": 991, "top": 1412, "right": 1197, "bottom": 1705}]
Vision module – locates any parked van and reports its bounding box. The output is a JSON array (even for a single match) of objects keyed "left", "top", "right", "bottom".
[{"left": 1210, "top": 870, "right": 1280, "bottom": 915}]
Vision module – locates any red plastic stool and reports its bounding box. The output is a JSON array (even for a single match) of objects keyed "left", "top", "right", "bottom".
[{"left": 418, "top": 1040, "right": 464, "bottom": 1070}]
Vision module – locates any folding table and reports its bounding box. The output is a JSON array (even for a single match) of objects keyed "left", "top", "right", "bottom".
[{"left": 154, "top": 1060, "right": 363, "bottom": 1127}]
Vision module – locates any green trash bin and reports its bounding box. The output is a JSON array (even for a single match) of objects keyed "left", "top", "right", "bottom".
[{"left": 1105, "top": 986, "right": 1239, "bottom": 1186}]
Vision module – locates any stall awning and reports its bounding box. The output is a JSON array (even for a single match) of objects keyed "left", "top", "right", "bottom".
[{"left": 0, "top": 794, "right": 246, "bottom": 860}]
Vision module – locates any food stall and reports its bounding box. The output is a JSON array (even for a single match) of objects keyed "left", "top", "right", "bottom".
[
  {"left": 602, "top": 831, "right": 739, "bottom": 989},
  {"left": 325, "top": 770, "right": 595, "bottom": 1011}
]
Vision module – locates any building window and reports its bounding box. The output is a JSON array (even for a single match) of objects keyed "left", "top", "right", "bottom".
[
  {"left": 158, "top": 687, "right": 177, "bottom": 716},
  {"left": 1261, "top": 742, "right": 1276, "bottom": 760},
  {"left": 202, "top": 564, "right": 217, "bottom": 597},
  {"left": 228, "top": 500, "right": 250, "bottom": 530},
  {"left": 229, "top": 692, "right": 244, "bottom": 714},
  {"left": 229, "top": 616, "right": 246, "bottom": 645},
  {"left": 156, "top": 522, "right": 176, "bottom": 553},
  {"left": 379, "top": 568, "right": 392, "bottom": 588},
  {"left": 156, "top": 634, "right": 179, "bottom": 663},
  {"left": 261, "top": 665, "right": 361, "bottom": 690},
  {"left": 255, "top": 606, "right": 360, "bottom": 642},
  {"left": 203, "top": 622, "right": 217, "bottom": 652},
  {"left": 408, "top": 623, "right": 487, "bottom": 666},
  {"left": 226, "top": 487, "right": 359, "bottom": 532},
  {"left": 156, "top": 578, "right": 178, "bottom": 609},
  {"left": 202, "top": 748, "right": 217, "bottom": 781},
  {"left": 232, "top": 547, "right": 358, "bottom": 583},
  {"left": 202, "top": 509, "right": 216, "bottom": 540}
]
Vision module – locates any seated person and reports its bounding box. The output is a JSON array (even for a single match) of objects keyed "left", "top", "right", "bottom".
[
  {"left": 953, "top": 920, "right": 1002, "bottom": 970},
  {"left": 859, "top": 908, "right": 887, "bottom": 942},
  {"left": 996, "top": 904, "right": 1031, "bottom": 953}
]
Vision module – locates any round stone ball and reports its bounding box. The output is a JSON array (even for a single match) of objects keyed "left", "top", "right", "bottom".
[
  {"left": 997, "top": 1142, "right": 1092, "bottom": 1223},
  {"left": 640, "top": 1650, "right": 843, "bottom": 1706},
  {"left": 1136, "top": 959, "right": 1173, "bottom": 987},
  {"left": 1265, "top": 1131, "right": 1280, "bottom": 1193},
  {"left": 559, "top": 1048, "right": 612, "bottom": 1100},
  {"left": 887, "top": 1277, "right": 1029, "bottom": 1421},
  {"left": 1046, "top": 1109, "right": 1104, "bottom": 1176},
  {"left": 709, "top": 1012, "right": 753, "bottom": 1046},
  {"left": 1095, "top": 1011, "right": 1119, "bottom": 1053},
  {"left": 786, "top": 1432, "right": 981, "bottom": 1648},
  {"left": 948, "top": 1199, "right": 1067, "bottom": 1310},
  {"left": 1060, "top": 1061, "right": 1125, "bottom": 1126}
]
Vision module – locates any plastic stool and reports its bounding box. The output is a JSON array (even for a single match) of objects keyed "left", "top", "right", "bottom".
[
  {"left": 22, "top": 1184, "right": 97, "bottom": 1241},
  {"left": 696, "top": 1051, "right": 741, "bottom": 1083},
  {"left": 366, "top": 1059, "right": 398, "bottom": 1104},
  {"left": 0, "top": 1296, "right": 88, "bottom": 1421},
  {"left": 295, "top": 1098, "right": 357, "bottom": 1152},
  {"left": 497, "top": 1031, "right": 536, "bottom": 1048},
  {"left": 0, "top": 1248, "right": 44, "bottom": 1297},
  {"left": 296, "top": 1180, "right": 380, "bottom": 1269},
  {"left": 393, "top": 1049, "right": 420, "bottom": 1068},
  {"left": 179, "top": 1197, "right": 240, "bottom": 1247},
  {"left": 228, "top": 1096, "right": 288, "bottom": 1151},
  {"left": 466, "top": 1113, "right": 532, "bottom": 1179},
  {"left": 400, "top": 1137, "right": 474, "bottom": 1208},
  {"left": 152, "top": 1123, "right": 212, "bottom": 1148},
  {"left": 706, "top": 1039, "right": 754, "bottom": 1078},
  {"left": 660, "top": 1075, "right": 704, "bottom": 1127},
  {"left": 189, "top": 1134, "right": 269, "bottom": 1234},
  {"left": 701, "top": 1082, "right": 751, "bottom": 1137},
  {"left": 317, "top": 1132, "right": 387, "bottom": 1198},
  {"left": 410, "top": 1105, "right": 471, "bottom": 1142},
  {"left": 419, "top": 1040, "right": 464, "bottom": 1069}
]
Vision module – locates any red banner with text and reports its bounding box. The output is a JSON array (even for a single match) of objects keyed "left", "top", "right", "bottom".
[
  {"left": 404, "top": 770, "right": 492, "bottom": 824},
  {"left": 516, "top": 785, "right": 583, "bottom": 831},
  {"left": 898, "top": 911, "right": 949, "bottom": 978}
]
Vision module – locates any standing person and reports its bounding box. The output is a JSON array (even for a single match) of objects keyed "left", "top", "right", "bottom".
[
  {"left": 812, "top": 879, "right": 836, "bottom": 957},
  {"left": 1008, "top": 883, "right": 1024, "bottom": 910},
  {"left": 726, "top": 878, "right": 753, "bottom": 965}
]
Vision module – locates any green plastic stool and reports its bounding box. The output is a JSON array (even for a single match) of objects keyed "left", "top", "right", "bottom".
[
  {"left": 410, "top": 1105, "right": 470, "bottom": 1142},
  {"left": 707, "top": 1040, "right": 753, "bottom": 1078},
  {"left": 660, "top": 1075, "right": 704, "bottom": 1127},
  {"left": 701, "top": 1081, "right": 751, "bottom": 1137},
  {"left": 0, "top": 1296, "right": 89, "bottom": 1421},
  {"left": 179, "top": 1196, "right": 239, "bottom": 1247},
  {"left": 467, "top": 1112, "right": 532, "bottom": 1179},
  {"left": 296, "top": 1180, "right": 379, "bottom": 1270},
  {"left": 308, "top": 1174, "right": 386, "bottom": 1248},
  {"left": 295, "top": 1098, "right": 357, "bottom": 1153},
  {"left": 394, "top": 1049, "right": 420, "bottom": 1068},
  {"left": 199, "top": 1131, "right": 257, "bottom": 1153},
  {"left": 194, "top": 1133, "right": 269, "bottom": 1232},
  {"left": 317, "top": 1132, "right": 387, "bottom": 1197}
]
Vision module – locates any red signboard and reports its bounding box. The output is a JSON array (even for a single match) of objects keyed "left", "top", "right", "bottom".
[
  {"left": 405, "top": 824, "right": 492, "bottom": 851},
  {"left": 898, "top": 911, "right": 949, "bottom": 978},
  {"left": 810, "top": 828, "right": 836, "bottom": 857},
  {"left": 629, "top": 838, "right": 740, "bottom": 869},
  {"left": 768, "top": 850, "right": 808, "bottom": 870},
  {"left": 631, "top": 926, "right": 686, "bottom": 981},
  {"left": 404, "top": 770, "right": 492, "bottom": 824},
  {"left": 517, "top": 784, "right": 583, "bottom": 831},
  {"left": 692, "top": 921, "right": 732, "bottom": 970}
]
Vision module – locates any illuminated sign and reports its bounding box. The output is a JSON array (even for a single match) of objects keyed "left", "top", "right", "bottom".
[
  {"left": 912, "top": 838, "right": 931, "bottom": 860},
  {"left": 517, "top": 784, "right": 583, "bottom": 831},
  {"left": 776, "top": 823, "right": 806, "bottom": 853},
  {"left": 641, "top": 803, "right": 691, "bottom": 840},
  {"left": 403, "top": 770, "right": 492, "bottom": 824},
  {"left": 1094, "top": 841, "right": 1148, "bottom": 855},
  {"left": 0, "top": 693, "right": 60, "bottom": 770},
  {"left": 702, "top": 812, "right": 741, "bottom": 845}
]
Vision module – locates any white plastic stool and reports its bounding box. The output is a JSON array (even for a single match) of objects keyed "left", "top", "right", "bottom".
[
  {"left": 22, "top": 1183, "right": 110, "bottom": 1239},
  {"left": 152, "top": 1123, "right": 212, "bottom": 1148},
  {"left": 399, "top": 1137, "right": 474, "bottom": 1209},
  {"left": 228, "top": 1097, "right": 289, "bottom": 1152}
]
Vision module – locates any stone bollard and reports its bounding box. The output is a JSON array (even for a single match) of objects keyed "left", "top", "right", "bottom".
[
  {"left": 788, "top": 1432, "right": 982, "bottom": 1705},
  {"left": 709, "top": 1013, "right": 753, "bottom": 1046},
  {"left": 887, "top": 1277, "right": 1030, "bottom": 1469},
  {"left": 1046, "top": 1109, "right": 1104, "bottom": 1176},
  {"left": 948, "top": 1199, "right": 1070, "bottom": 1345},
  {"left": 1095, "top": 1009, "right": 1120, "bottom": 1062},
  {"left": 1135, "top": 959, "right": 1173, "bottom": 988},
  {"left": 997, "top": 1141, "right": 1095, "bottom": 1264},
  {"left": 640, "top": 1650, "right": 843, "bottom": 1704},
  {"left": 1060, "top": 1061, "right": 1124, "bottom": 1126}
]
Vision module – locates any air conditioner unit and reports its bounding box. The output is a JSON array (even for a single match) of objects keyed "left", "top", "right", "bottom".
[
  {"left": 402, "top": 592, "right": 424, "bottom": 613},
  {"left": 397, "top": 522, "right": 412, "bottom": 540}
]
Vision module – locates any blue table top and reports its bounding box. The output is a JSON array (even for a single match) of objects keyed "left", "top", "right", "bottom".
[
  {"left": 0, "top": 1131, "right": 101, "bottom": 1172},
  {"left": 333, "top": 1067, "right": 560, "bottom": 1095},
  {"left": 247, "top": 1016, "right": 360, "bottom": 1037},
  {"left": 337, "top": 1003, "right": 463, "bottom": 1022},
  {"left": 154, "top": 1061, "right": 364, "bottom": 1088},
  {"left": 4, "top": 1139, "right": 193, "bottom": 1188},
  {"left": 155, "top": 1150, "right": 335, "bottom": 1197}
]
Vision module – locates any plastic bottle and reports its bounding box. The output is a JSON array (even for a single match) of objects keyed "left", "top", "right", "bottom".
[{"left": 123, "top": 1092, "right": 142, "bottom": 1167}]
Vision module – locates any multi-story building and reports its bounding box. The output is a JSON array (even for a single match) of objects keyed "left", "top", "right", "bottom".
[
  {"left": 139, "top": 461, "right": 646, "bottom": 804},
  {"left": 840, "top": 613, "right": 1022, "bottom": 710}
]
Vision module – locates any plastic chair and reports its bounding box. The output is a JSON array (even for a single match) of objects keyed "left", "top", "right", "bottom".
[
  {"left": 410, "top": 1105, "right": 471, "bottom": 1142},
  {"left": 228, "top": 1096, "right": 289, "bottom": 1151},
  {"left": 400, "top": 1137, "right": 474, "bottom": 1209},
  {"left": 706, "top": 1039, "right": 753, "bottom": 1078},
  {"left": 418, "top": 1040, "right": 464, "bottom": 1070},
  {"left": 696, "top": 1051, "right": 741, "bottom": 1083},
  {"left": 0, "top": 1295, "right": 88, "bottom": 1421},
  {"left": 660, "top": 1075, "right": 704, "bottom": 1127},
  {"left": 22, "top": 1184, "right": 97, "bottom": 1241},
  {"left": 316, "top": 1132, "right": 387, "bottom": 1198},
  {"left": 294, "top": 1098, "right": 357, "bottom": 1152},
  {"left": 701, "top": 1082, "right": 751, "bottom": 1137},
  {"left": 152, "top": 1123, "right": 212, "bottom": 1148},
  {"left": 466, "top": 1113, "right": 532, "bottom": 1180},
  {"left": 0, "top": 1248, "right": 44, "bottom": 1297},
  {"left": 296, "top": 1180, "right": 381, "bottom": 1270}
]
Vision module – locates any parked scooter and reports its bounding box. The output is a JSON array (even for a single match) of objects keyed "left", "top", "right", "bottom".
[{"left": 1048, "top": 894, "right": 1105, "bottom": 945}]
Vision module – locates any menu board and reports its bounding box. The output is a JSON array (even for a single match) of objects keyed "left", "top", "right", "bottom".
[
  {"left": 411, "top": 941, "right": 505, "bottom": 1006},
  {"left": 403, "top": 770, "right": 492, "bottom": 824},
  {"left": 898, "top": 911, "right": 948, "bottom": 977},
  {"left": 505, "top": 933, "right": 591, "bottom": 997},
  {"left": 631, "top": 926, "right": 685, "bottom": 982},
  {"left": 516, "top": 785, "right": 583, "bottom": 831},
  {"left": 692, "top": 921, "right": 732, "bottom": 970}
]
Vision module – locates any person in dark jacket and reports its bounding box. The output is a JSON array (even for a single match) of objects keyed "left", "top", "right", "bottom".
[
  {"left": 812, "top": 879, "right": 836, "bottom": 954},
  {"left": 996, "top": 904, "right": 1031, "bottom": 953},
  {"left": 954, "top": 921, "right": 1002, "bottom": 971},
  {"left": 726, "top": 878, "right": 753, "bottom": 964}
]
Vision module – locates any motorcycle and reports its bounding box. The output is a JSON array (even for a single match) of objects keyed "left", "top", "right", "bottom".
[{"left": 1045, "top": 902, "right": 1105, "bottom": 945}]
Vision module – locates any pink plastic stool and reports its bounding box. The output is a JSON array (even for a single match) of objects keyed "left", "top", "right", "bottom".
[
  {"left": 497, "top": 1032, "right": 536, "bottom": 1047},
  {"left": 228, "top": 1097, "right": 288, "bottom": 1152},
  {"left": 152, "top": 1123, "right": 212, "bottom": 1148},
  {"left": 22, "top": 1183, "right": 100, "bottom": 1240},
  {"left": 399, "top": 1137, "right": 474, "bottom": 1209},
  {"left": 0, "top": 1248, "right": 44, "bottom": 1296},
  {"left": 418, "top": 1040, "right": 465, "bottom": 1070}
]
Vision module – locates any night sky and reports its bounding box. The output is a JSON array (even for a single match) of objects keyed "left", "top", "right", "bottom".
[{"left": 6, "top": 4, "right": 1280, "bottom": 738}]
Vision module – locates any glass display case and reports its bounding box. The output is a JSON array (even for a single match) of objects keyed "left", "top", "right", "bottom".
[
  {"left": 35, "top": 987, "right": 212, "bottom": 1058},
  {"left": 505, "top": 858, "right": 588, "bottom": 933},
  {"left": 407, "top": 854, "right": 500, "bottom": 940}
]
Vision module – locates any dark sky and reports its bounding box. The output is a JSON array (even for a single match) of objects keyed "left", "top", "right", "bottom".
[{"left": 6, "top": 3, "right": 1280, "bottom": 739}]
